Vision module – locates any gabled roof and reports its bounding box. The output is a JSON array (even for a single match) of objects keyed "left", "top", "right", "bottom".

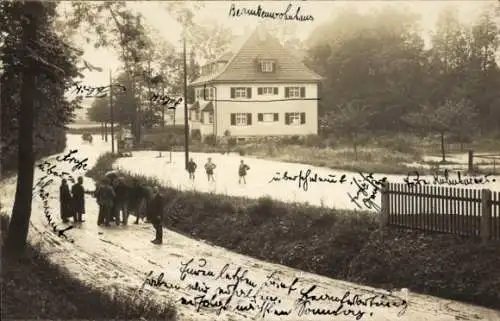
[
  {"left": 201, "top": 101, "right": 214, "bottom": 112},
  {"left": 189, "top": 101, "right": 200, "bottom": 110},
  {"left": 189, "top": 100, "right": 213, "bottom": 112},
  {"left": 190, "top": 25, "right": 323, "bottom": 86}
]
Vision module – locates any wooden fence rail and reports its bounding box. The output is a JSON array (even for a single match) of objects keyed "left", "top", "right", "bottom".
[{"left": 380, "top": 183, "right": 500, "bottom": 241}]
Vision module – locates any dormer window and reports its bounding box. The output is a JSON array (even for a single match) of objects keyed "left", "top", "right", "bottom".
[{"left": 260, "top": 60, "right": 275, "bottom": 73}]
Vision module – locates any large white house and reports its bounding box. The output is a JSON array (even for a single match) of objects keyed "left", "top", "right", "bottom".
[{"left": 188, "top": 25, "right": 323, "bottom": 140}]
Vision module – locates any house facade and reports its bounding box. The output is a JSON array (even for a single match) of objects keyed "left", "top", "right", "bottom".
[{"left": 189, "top": 25, "right": 322, "bottom": 140}]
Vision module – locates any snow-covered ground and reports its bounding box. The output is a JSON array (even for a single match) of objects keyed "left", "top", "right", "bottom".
[
  {"left": 1, "top": 134, "right": 499, "bottom": 321},
  {"left": 115, "top": 152, "right": 500, "bottom": 213}
]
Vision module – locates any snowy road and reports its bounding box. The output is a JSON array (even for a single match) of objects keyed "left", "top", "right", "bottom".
[{"left": 1, "top": 134, "right": 499, "bottom": 321}]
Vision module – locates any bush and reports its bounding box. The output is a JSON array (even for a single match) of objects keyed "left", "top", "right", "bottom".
[
  {"left": 191, "top": 129, "right": 202, "bottom": 141},
  {"left": 228, "top": 137, "right": 237, "bottom": 148},
  {"left": 204, "top": 134, "right": 217, "bottom": 146},
  {"left": 348, "top": 229, "right": 500, "bottom": 310}
]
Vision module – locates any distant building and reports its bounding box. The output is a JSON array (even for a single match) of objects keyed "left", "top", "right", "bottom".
[{"left": 189, "top": 25, "right": 322, "bottom": 140}]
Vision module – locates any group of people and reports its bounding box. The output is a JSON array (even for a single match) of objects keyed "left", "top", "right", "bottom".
[
  {"left": 57, "top": 158, "right": 252, "bottom": 246},
  {"left": 59, "top": 177, "right": 87, "bottom": 224},
  {"left": 59, "top": 175, "right": 165, "bottom": 245},
  {"left": 186, "top": 157, "right": 250, "bottom": 184}
]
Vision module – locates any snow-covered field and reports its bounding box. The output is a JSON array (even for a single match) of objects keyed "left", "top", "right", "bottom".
[
  {"left": 115, "top": 151, "right": 500, "bottom": 213},
  {"left": 1, "top": 134, "right": 499, "bottom": 321}
]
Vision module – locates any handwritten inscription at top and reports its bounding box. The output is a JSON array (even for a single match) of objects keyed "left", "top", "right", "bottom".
[
  {"left": 67, "top": 82, "right": 126, "bottom": 98},
  {"left": 140, "top": 257, "right": 407, "bottom": 320},
  {"left": 150, "top": 93, "right": 183, "bottom": 109},
  {"left": 229, "top": 3, "right": 314, "bottom": 22}
]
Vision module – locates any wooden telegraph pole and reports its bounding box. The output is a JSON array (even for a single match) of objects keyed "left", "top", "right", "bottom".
[
  {"left": 183, "top": 28, "right": 189, "bottom": 170},
  {"left": 110, "top": 69, "right": 115, "bottom": 154}
]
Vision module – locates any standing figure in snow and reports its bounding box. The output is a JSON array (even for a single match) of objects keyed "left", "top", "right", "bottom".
[
  {"left": 95, "top": 179, "right": 116, "bottom": 227},
  {"left": 112, "top": 177, "right": 129, "bottom": 225},
  {"left": 204, "top": 157, "right": 216, "bottom": 183},
  {"left": 60, "top": 179, "right": 74, "bottom": 223},
  {"left": 187, "top": 158, "right": 197, "bottom": 181},
  {"left": 238, "top": 160, "right": 250, "bottom": 184},
  {"left": 147, "top": 186, "right": 164, "bottom": 245},
  {"left": 71, "top": 176, "right": 86, "bottom": 223}
]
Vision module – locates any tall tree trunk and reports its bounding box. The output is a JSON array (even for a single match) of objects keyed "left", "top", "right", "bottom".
[
  {"left": 104, "top": 122, "right": 108, "bottom": 142},
  {"left": 5, "top": 1, "right": 39, "bottom": 253},
  {"left": 440, "top": 132, "right": 446, "bottom": 163}
]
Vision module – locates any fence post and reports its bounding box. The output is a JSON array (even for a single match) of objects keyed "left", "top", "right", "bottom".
[
  {"left": 481, "top": 189, "right": 492, "bottom": 243},
  {"left": 468, "top": 150, "right": 474, "bottom": 173},
  {"left": 380, "top": 182, "right": 390, "bottom": 228}
]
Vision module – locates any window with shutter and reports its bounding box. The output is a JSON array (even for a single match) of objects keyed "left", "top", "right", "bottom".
[
  {"left": 288, "top": 87, "right": 301, "bottom": 98},
  {"left": 247, "top": 88, "right": 252, "bottom": 98},
  {"left": 285, "top": 88, "right": 289, "bottom": 98},
  {"left": 247, "top": 113, "right": 252, "bottom": 125},
  {"left": 258, "top": 113, "right": 263, "bottom": 121},
  {"left": 235, "top": 88, "right": 247, "bottom": 98},
  {"left": 233, "top": 113, "right": 249, "bottom": 126},
  {"left": 286, "top": 112, "right": 301, "bottom": 125},
  {"left": 231, "top": 88, "right": 236, "bottom": 98},
  {"left": 300, "top": 87, "right": 306, "bottom": 98},
  {"left": 301, "top": 112, "right": 306, "bottom": 124},
  {"left": 274, "top": 87, "right": 278, "bottom": 95},
  {"left": 258, "top": 88, "right": 263, "bottom": 95},
  {"left": 273, "top": 113, "right": 279, "bottom": 121}
]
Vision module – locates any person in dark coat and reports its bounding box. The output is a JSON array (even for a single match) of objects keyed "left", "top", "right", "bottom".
[
  {"left": 93, "top": 181, "right": 104, "bottom": 226},
  {"left": 112, "top": 177, "right": 129, "bottom": 225},
  {"left": 60, "top": 179, "right": 74, "bottom": 223},
  {"left": 71, "top": 176, "right": 86, "bottom": 223},
  {"left": 95, "top": 178, "right": 116, "bottom": 227},
  {"left": 238, "top": 160, "right": 250, "bottom": 184},
  {"left": 147, "top": 186, "right": 164, "bottom": 244},
  {"left": 187, "top": 158, "right": 197, "bottom": 181}
]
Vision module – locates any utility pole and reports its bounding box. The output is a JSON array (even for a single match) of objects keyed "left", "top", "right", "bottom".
[
  {"left": 183, "top": 28, "right": 189, "bottom": 170},
  {"left": 110, "top": 69, "right": 115, "bottom": 154}
]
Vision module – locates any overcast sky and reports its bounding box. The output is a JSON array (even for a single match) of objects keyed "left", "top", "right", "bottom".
[{"left": 63, "top": 1, "right": 496, "bottom": 117}]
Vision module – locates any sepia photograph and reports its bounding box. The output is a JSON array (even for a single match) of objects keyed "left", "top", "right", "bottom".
[{"left": 1, "top": 0, "right": 500, "bottom": 320}]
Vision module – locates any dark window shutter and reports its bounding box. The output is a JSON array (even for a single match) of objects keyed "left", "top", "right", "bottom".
[
  {"left": 301, "top": 112, "right": 306, "bottom": 124},
  {"left": 258, "top": 87, "right": 262, "bottom": 95},
  {"left": 285, "top": 113, "right": 290, "bottom": 125},
  {"left": 231, "top": 88, "right": 235, "bottom": 98},
  {"left": 285, "top": 87, "right": 289, "bottom": 98},
  {"left": 230, "top": 114, "right": 236, "bottom": 125},
  {"left": 258, "top": 113, "right": 263, "bottom": 121},
  {"left": 300, "top": 87, "right": 306, "bottom": 98},
  {"left": 271, "top": 62, "right": 275, "bottom": 72},
  {"left": 247, "top": 87, "right": 252, "bottom": 98},
  {"left": 273, "top": 113, "right": 279, "bottom": 121},
  {"left": 201, "top": 113, "right": 205, "bottom": 123},
  {"left": 274, "top": 87, "right": 278, "bottom": 95},
  {"left": 247, "top": 113, "right": 252, "bottom": 125}
]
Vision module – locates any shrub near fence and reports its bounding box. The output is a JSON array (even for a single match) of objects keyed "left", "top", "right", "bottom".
[{"left": 380, "top": 183, "right": 500, "bottom": 241}]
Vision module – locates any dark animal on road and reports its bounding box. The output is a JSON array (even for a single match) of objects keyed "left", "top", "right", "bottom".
[{"left": 127, "top": 181, "right": 153, "bottom": 224}]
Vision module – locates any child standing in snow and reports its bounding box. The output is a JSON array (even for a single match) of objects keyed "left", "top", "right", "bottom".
[
  {"left": 187, "top": 158, "right": 197, "bottom": 181},
  {"left": 204, "top": 158, "right": 216, "bottom": 183},
  {"left": 238, "top": 160, "right": 250, "bottom": 184}
]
